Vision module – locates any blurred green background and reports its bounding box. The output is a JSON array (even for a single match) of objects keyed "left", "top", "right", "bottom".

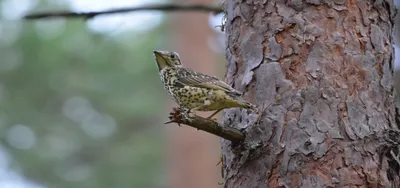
[
  {"left": 0, "top": 0, "right": 399, "bottom": 188},
  {"left": 0, "top": 0, "right": 227, "bottom": 187}
]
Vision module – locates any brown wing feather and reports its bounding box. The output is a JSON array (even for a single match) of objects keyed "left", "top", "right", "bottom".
[{"left": 177, "top": 68, "right": 242, "bottom": 96}]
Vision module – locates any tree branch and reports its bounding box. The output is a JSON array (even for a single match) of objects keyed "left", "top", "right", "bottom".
[
  {"left": 165, "top": 107, "right": 245, "bottom": 142},
  {"left": 24, "top": 4, "right": 223, "bottom": 20}
]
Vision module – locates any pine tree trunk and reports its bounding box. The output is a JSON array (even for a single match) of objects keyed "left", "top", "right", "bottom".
[{"left": 221, "top": 1, "right": 398, "bottom": 187}]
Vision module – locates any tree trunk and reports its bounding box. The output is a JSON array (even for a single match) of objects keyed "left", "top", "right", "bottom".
[{"left": 222, "top": 1, "right": 398, "bottom": 187}]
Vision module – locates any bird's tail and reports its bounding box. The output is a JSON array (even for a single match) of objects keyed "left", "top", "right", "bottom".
[
  {"left": 230, "top": 94, "right": 257, "bottom": 110},
  {"left": 240, "top": 100, "right": 257, "bottom": 110}
]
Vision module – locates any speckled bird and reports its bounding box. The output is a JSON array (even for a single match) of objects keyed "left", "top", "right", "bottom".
[{"left": 153, "top": 50, "right": 256, "bottom": 119}]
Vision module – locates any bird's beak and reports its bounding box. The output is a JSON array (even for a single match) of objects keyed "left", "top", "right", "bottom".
[
  {"left": 153, "top": 50, "right": 168, "bottom": 71},
  {"left": 153, "top": 50, "right": 162, "bottom": 56}
]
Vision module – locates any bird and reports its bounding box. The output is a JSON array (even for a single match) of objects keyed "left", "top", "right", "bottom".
[{"left": 153, "top": 50, "right": 256, "bottom": 119}]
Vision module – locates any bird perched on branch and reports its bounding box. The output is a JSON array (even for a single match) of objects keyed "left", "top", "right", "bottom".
[{"left": 153, "top": 50, "right": 256, "bottom": 119}]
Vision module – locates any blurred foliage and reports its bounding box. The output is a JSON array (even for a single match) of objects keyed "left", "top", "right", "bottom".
[{"left": 0, "top": 1, "right": 169, "bottom": 188}]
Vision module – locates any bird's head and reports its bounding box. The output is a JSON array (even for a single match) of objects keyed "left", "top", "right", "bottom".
[{"left": 153, "top": 50, "right": 182, "bottom": 71}]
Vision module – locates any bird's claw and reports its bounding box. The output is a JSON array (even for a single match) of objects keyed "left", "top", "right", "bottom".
[
  {"left": 181, "top": 109, "right": 195, "bottom": 118},
  {"left": 165, "top": 107, "right": 183, "bottom": 126}
]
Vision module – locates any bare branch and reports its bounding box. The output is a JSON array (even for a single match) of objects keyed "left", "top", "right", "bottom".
[
  {"left": 165, "top": 107, "right": 245, "bottom": 142},
  {"left": 24, "top": 4, "right": 223, "bottom": 20}
]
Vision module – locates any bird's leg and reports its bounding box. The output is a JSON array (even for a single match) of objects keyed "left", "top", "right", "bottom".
[
  {"left": 181, "top": 107, "right": 192, "bottom": 117},
  {"left": 206, "top": 109, "right": 223, "bottom": 119},
  {"left": 188, "top": 103, "right": 209, "bottom": 117},
  {"left": 180, "top": 107, "right": 197, "bottom": 117}
]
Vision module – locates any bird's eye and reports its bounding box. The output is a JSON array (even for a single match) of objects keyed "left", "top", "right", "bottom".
[{"left": 170, "top": 54, "right": 175, "bottom": 59}]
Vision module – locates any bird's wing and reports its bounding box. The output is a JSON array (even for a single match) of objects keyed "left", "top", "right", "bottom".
[{"left": 176, "top": 68, "right": 242, "bottom": 96}]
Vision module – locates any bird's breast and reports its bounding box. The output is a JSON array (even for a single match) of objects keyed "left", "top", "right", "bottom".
[{"left": 160, "top": 69, "right": 180, "bottom": 103}]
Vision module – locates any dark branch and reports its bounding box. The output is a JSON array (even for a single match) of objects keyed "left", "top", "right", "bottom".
[
  {"left": 165, "top": 107, "right": 245, "bottom": 142},
  {"left": 24, "top": 4, "right": 223, "bottom": 20}
]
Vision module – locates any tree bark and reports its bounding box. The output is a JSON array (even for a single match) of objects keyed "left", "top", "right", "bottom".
[{"left": 222, "top": 0, "right": 398, "bottom": 187}]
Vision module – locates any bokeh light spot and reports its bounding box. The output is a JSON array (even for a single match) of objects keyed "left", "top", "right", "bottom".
[
  {"left": 56, "top": 164, "right": 92, "bottom": 182},
  {"left": 6, "top": 124, "right": 37, "bottom": 150},
  {"left": 1, "top": 0, "right": 37, "bottom": 20}
]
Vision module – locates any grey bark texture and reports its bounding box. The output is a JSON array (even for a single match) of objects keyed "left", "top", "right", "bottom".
[{"left": 221, "top": 0, "right": 399, "bottom": 187}]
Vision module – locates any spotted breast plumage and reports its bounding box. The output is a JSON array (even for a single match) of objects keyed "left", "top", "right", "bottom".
[{"left": 154, "top": 50, "right": 256, "bottom": 119}]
